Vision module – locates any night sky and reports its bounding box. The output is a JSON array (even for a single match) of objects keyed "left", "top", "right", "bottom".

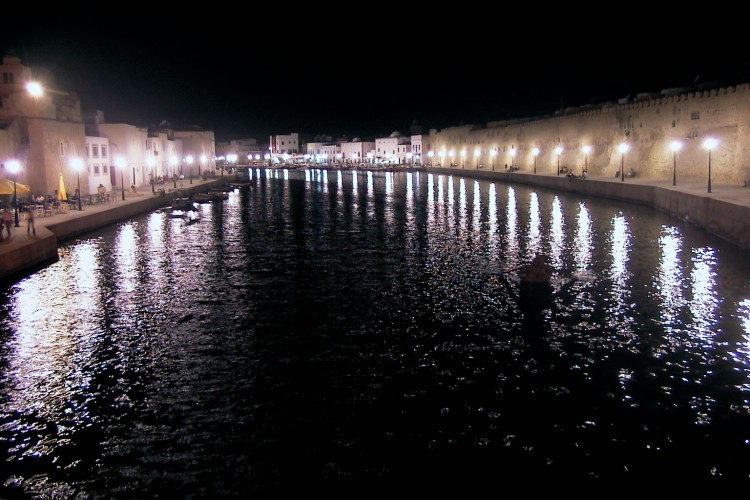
[{"left": 4, "top": 13, "right": 746, "bottom": 143}]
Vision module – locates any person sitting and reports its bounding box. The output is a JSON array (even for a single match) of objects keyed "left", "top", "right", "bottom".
[
  {"left": 129, "top": 184, "right": 138, "bottom": 194},
  {"left": 97, "top": 183, "right": 106, "bottom": 203},
  {"left": 627, "top": 167, "right": 636, "bottom": 177}
]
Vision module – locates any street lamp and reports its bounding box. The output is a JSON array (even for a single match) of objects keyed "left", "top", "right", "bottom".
[
  {"left": 618, "top": 143, "right": 629, "bottom": 182},
  {"left": 703, "top": 137, "right": 718, "bottom": 193},
  {"left": 427, "top": 151, "right": 434, "bottom": 166},
  {"left": 186, "top": 155, "right": 194, "bottom": 184},
  {"left": 582, "top": 145, "right": 591, "bottom": 175},
  {"left": 70, "top": 157, "right": 83, "bottom": 211},
  {"left": 474, "top": 148, "right": 480, "bottom": 169},
  {"left": 146, "top": 156, "right": 156, "bottom": 194},
  {"left": 170, "top": 156, "right": 178, "bottom": 188},
  {"left": 509, "top": 147, "right": 516, "bottom": 171},
  {"left": 491, "top": 148, "right": 497, "bottom": 170},
  {"left": 460, "top": 149, "right": 466, "bottom": 168},
  {"left": 670, "top": 140, "right": 683, "bottom": 186},
  {"left": 116, "top": 156, "right": 126, "bottom": 199},
  {"left": 555, "top": 146, "right": 563, "bottom": 175},
  {"left": 6, "top": 160, "right": 21, "bottom": 226},
  {"left": 532, "top": 147, "right": 540, "bottom": 174},
  {"left": 200, "top": 154, "right": 207, "bottom": 178}
]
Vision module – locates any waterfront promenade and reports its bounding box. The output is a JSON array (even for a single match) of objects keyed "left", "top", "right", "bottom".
[
  {"left": 1, "top": 168, "right": 749, "bottom": 284},
  {"left": 0, "top": 176, "right": 229, "bottom": 283}
]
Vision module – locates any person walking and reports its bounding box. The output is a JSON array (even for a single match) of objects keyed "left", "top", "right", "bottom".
[
  {"left": 2, "top": 206, "right": 12, "bottom": 238},
  {"left": 26, "top": 205, "right": 36, "bottom": 236}
]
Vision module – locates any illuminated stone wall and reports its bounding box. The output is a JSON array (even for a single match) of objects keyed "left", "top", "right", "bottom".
[{"left": 426, "top": 84, "right": 750, "bottom": 185}]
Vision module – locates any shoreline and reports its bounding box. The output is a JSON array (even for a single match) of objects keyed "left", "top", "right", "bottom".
[{"left": 1, "top": 168, "right": 748, "bottom": 285}]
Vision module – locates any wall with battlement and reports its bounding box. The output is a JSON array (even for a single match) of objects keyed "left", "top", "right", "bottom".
[{"left": 425, "top": 83, "right": 750, "bottom": 184}]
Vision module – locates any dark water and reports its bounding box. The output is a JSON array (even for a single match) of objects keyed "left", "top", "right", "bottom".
[{"left": 1, "top": 168, "right": 749, "bottom": 496}]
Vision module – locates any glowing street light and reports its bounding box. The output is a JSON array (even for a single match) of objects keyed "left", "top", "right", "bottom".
[
  {"left": 146, "top": 156, "right": 156, "bottom": 194},
  {"left": 460, "top": 149, "right": 466, "bottom": 168},
  {"left": 474, "top": 148, "right": 481, "bottom": 169},
  {"left": 532, "top": 147, "right": 540, "bottom": 174},
  {"left": 170, "top": 156, "right": 179, "bottom": 187},
  {"left": 509, "top": 147, "right": 517, "bottom": 171},
  {"left": 703, "top": 137, "right": 718, "bottom": 193},
  {"left": 116, "top": 156, "right": 126, "bottom": 199},
  {"left": 669, "top": 140, "right": 683, "bottom": 186},
  {"left": 581, "top": 145, "right": 591, "bottom": 175},
  {"left": 199, "top": 154, "right": 207, "bottom": 177},
  {"left": 618, "top": 143, "right": 629, "bottom": 182},
  {"left": 6, "top": 160, "right": 21, "bottom": 226},
  {"left": 555, "top": 146, "right": 563, "bottom": 175},
  {"left": 25, "top": 81, "right": 43, "bottom": 97},
  {"left": 69, "top": 157, "right": 83, "bottom": 211},
  {"left": 427, "top": 150, "right": 434, "bottom": 166},
  {"left": 186, "top": 155, "right": 194, "bottom": 184}
]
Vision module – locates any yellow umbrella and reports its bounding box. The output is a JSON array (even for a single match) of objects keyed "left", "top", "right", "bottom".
[
  {"left": 0, "top": 177, "right": 31, "bottom": 196},
  {"left": 57, "top": 173, "right": 67, "bottom": 200}
]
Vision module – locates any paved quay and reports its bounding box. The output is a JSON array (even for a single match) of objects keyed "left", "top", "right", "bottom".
[
  {"left": 0, "top": 176, "right": 231, "bottom": 284},
  {"left": 1, "top": 168, "right": 749, "bottom": 284}
]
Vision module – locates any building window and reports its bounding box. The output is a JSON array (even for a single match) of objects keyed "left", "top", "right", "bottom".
[
  {"left": 60, "top": 142, "right": 65, "bottom": 156},
  {"left": 2, "top": 72, "right": 14, "bottom": 84},
  {"left": 691, "top": 111, "right": 700, "bottom": 120},
  {"left": 92, "top": 144, "right": 99, "bottom": 158},
  {"left": 101, "top": 145, "right": 108, "bottom": 158},
  {"left": 86, "top": 144, "right": 91, "bottom": 158},
  {"left": 103, "top": 164, "right": 108, "bottom": 174},
  {"left": 94, "top": 164, "right": 100, "bottom": 174}
]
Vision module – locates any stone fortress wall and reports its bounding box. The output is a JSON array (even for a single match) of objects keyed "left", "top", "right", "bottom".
[{"left": 426, "top": 83, "right": 750, "bottom": 185}]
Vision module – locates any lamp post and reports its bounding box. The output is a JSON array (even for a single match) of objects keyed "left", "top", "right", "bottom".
[
  {"left": 170, "top": 156, "right": 178, "bottom": 188},
  {"left": 618, "top": 143, "right": 629, "bottom": 182},
  {"left": 200, "top": 154, "right": 207, "bottom": 178},
  {"left": 474, "top": 148, "right": 480, "bottom": 169},
  {"left": 460, "top": 149, "right": 466, "bottom": 168},
  {"left": 510, "top": 147, "right": 516, "bottom": 171},
  {"left": 115, "top": 156, "right": 126, "bottom": 200},
  {"left": 582, "top": 145, "right": 591, "bottom": 175},
  {"left": 532, "top": 147, "right": 539, "bottom": 174},
  {"left": 186, "top": 155, "right": 194, "bottom": 184},
  {"left": 555, "top": 146, "right": 563, "bottom": 175},
  {"left": 491, "top": 148, "right": 497, "bottom": 170},
  {"left": 70, "top": 157, "right": 83, "bottom": 211},
  {"left": 669, "top": 140, "right": 683, "bottom": 186},
  {"left": 146, "top": 156, "right": 156, "bottom": 194},
  {"left": 427, "top": 151, "right": 434, "bottom": 166},
  {"left": 703, "top": 137, "right": 718, "bottom": 193},
  {"left": 6, "top": 160, "right": 21, "bottom": 226}
]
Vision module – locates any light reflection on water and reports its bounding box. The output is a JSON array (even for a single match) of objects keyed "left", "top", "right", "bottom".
[{"left": 2, "top": 168, "right": 750, "bottom": 496}]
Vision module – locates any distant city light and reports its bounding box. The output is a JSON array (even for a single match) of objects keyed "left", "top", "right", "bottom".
[{"left": 25, "top": 81, "right": 43, "bottom": 97}]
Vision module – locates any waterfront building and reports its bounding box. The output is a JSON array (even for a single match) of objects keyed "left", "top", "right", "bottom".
[
  {"left": 340, "top": 138, "right": 375, "bottom": 165},
  {"left": 0, "top": 52, "right": 216, "bottom": 196},
  {"left": 0, "top": 52, "right": 86, "bottom": 198},
  {"left": 374, "top": 131, "right": 411, "bottom": 164}
]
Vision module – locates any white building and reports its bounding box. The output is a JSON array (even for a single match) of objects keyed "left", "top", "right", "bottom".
[
  {"left": 83, "top": 135, "right": 112, "bottom": 194},
  {"left": 374, "top": 131, "right": 411, "bottom": 164},
  {"left": 305, "top": 141, "right": 340, "bottom": 164},
  {"left": 340, "top": 139, "right": 376, "bottom": 165},
  {"left": 270, "top": 133, "right": 301, "bottom": 155}
]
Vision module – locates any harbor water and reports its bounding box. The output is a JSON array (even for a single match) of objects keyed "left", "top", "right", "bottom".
[{"left": 1, "top": 168, "right": 750, "bottom": 496}]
